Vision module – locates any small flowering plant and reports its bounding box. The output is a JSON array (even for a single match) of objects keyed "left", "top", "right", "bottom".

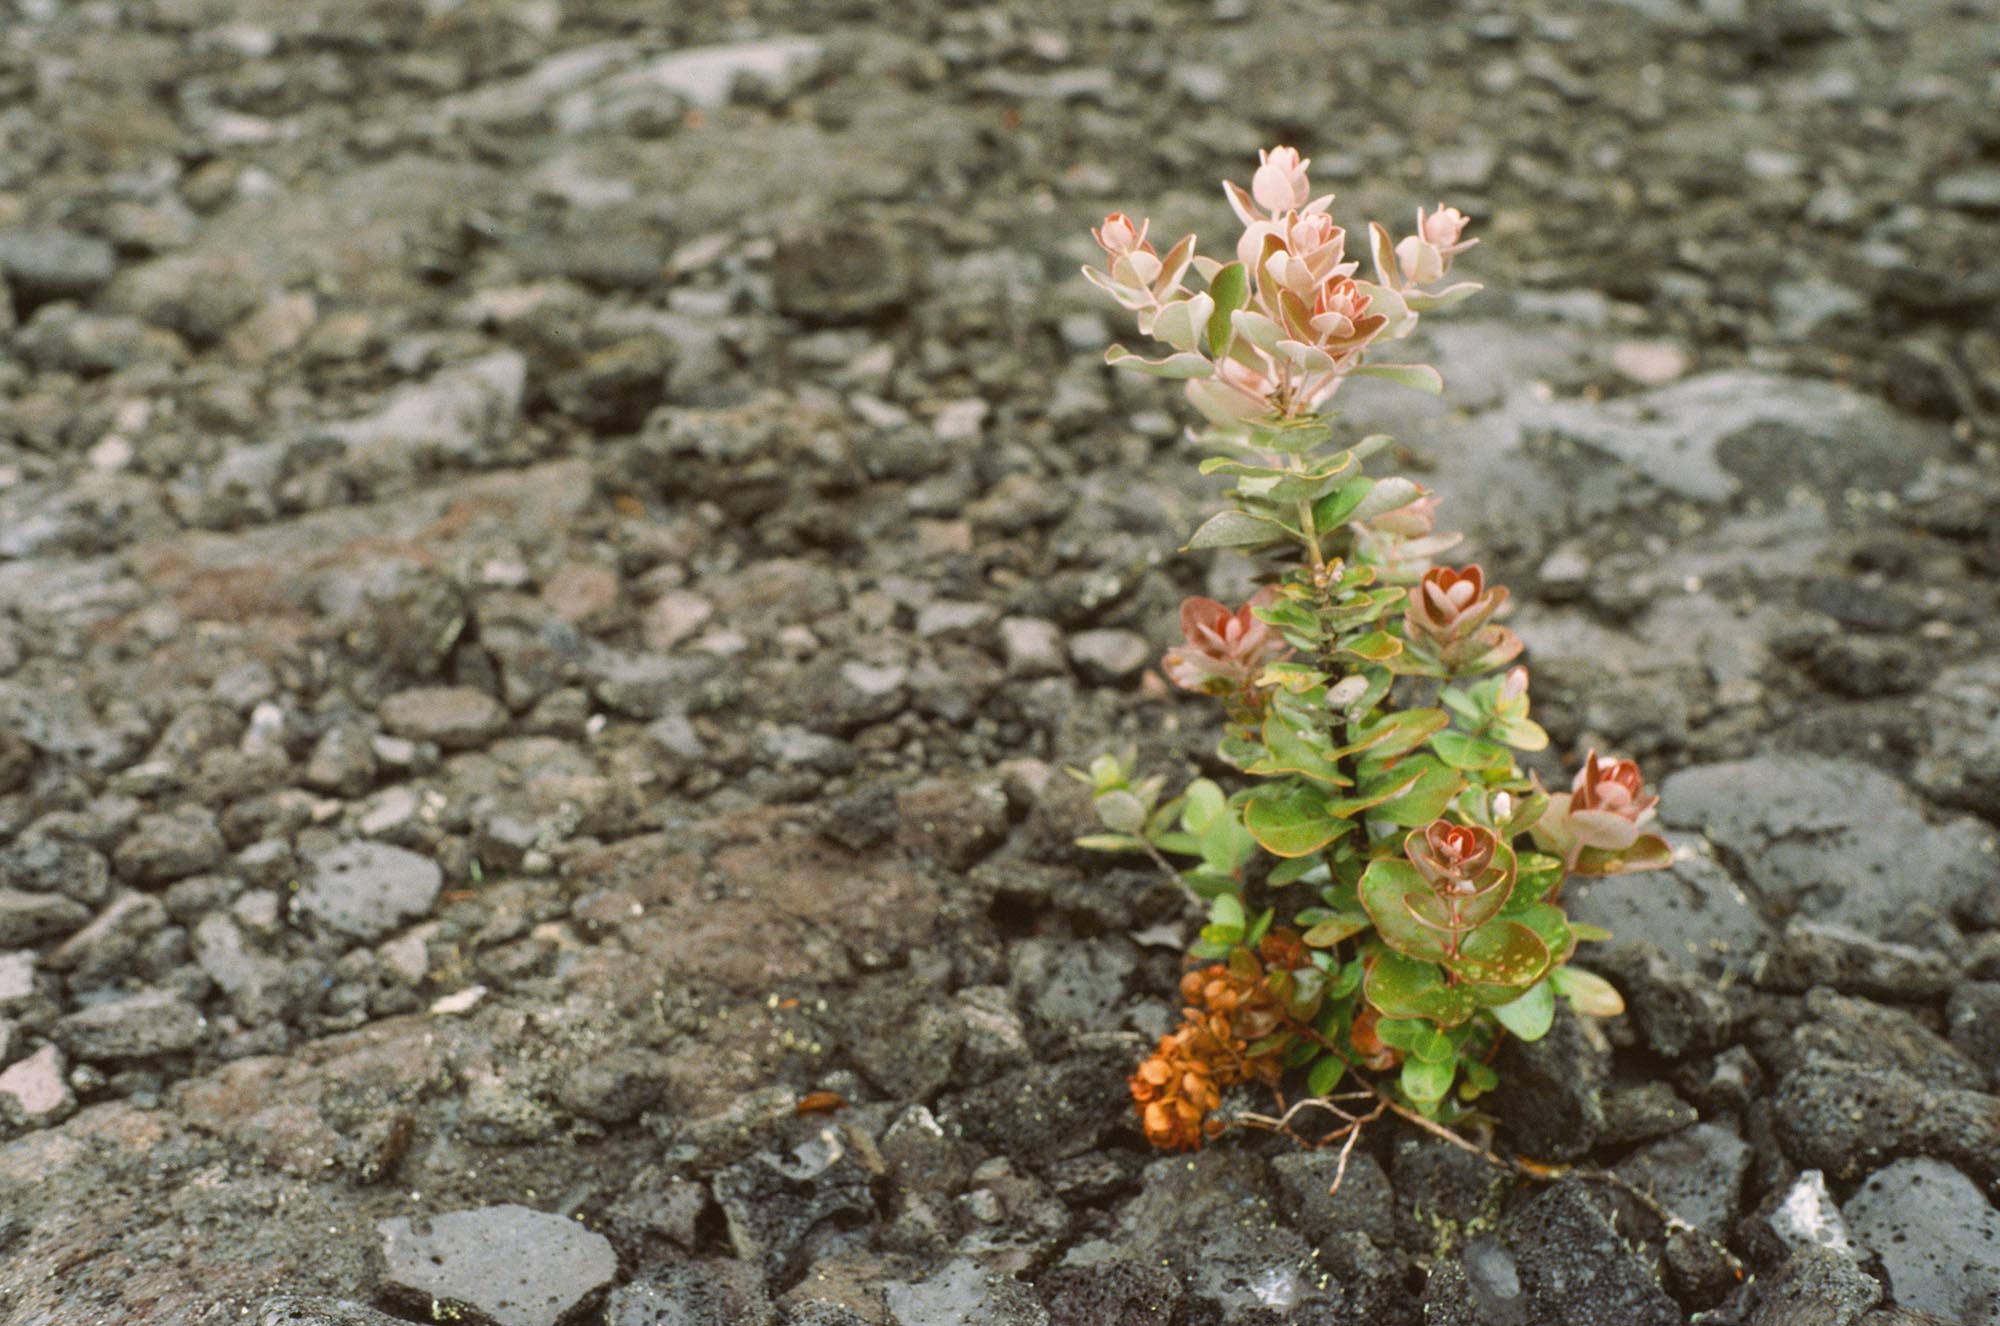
[{"left": 1075, "top": 148, "right": 1672, "bottom": 1151}]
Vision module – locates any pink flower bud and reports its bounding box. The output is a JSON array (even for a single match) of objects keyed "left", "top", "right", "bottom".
[
  {"left": 1404, "top": 563, "right": 1506, "bottom": 644},
  {"left": 1093, "top": 212, "right": 1150, "bottom": 257},
  {"left": 1251, "top": 146, "right": 1312, "bottom": 215},
  {"left": 1498, "top": 666, "right": 1530, "bottom": 708},
  {"left": 1420, "top": 204, "right": 1472, "bottom": 252},
  {"left": 1161, "top": 589, "right": 1290, "bottom": 696},
  {"left": 1532, "top": 750, "right": 1661, "bottom": 858},
  {"left": 1407, "top": 821, "right": 1499, "bottom": 895}
]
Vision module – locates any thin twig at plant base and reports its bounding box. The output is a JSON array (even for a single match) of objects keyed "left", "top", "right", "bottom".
[{"left": 1362, "top": 1084, "right": 1743, "bottom": 1278}]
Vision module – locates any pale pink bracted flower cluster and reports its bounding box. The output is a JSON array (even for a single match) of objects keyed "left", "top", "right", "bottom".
[{"left": 1084, "top": 146, "right": 1480, "bottom": 430}]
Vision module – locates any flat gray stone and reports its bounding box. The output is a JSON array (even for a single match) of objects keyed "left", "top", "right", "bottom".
[
  {"left": 377, "top": 1204, "right": 617, "bottom": 1326},
  {"left": 884, "top": 1258, "right": 1051, "bottom": 1326},
  {"left": 1845, "top": 1159, "right": 2000, "bottom": 1326},
  {"left": 293, "top": 842, "right": 442, "bottom": 941},
  {"left": 1662, "top": 756, "right": 1996, "bottom": 942},
  {"left": 0, "top": 889, "right": 89, "bottom": 948},
  {"left": 1567, "top": 837, "right": 1766, "bottom": 977},
  {"left": 53, "top": 989, "right": 205, "bottom": 1060},
  {"left": 377, "top": 686, "right": 507, "bottom": 749}
]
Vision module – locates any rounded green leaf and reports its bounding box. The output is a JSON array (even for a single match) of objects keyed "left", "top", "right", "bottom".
[
  {"left": 1489, "top": 979, "right": 1556, "bottom": 1041},
  {"left": 1449, "top": 920, "right": 1550, "bottom": 988},
  {"left": 1551, "top": 966, "right": 1625, "bottom": 1018},
  {"left": 1358, "top": 859, "right": 1452, "bottom": 962},
  {"left": 1363, "top": 950, "right": 1478, "bottom": 1028},
  {"left": 1244, "top": 783, "right": 1351, "bottom": 859},
  {"left": 1400, "top": 1055, "right": 1456, "bottom": 1105}
]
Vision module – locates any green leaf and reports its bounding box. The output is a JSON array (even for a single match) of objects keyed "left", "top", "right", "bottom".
[
  {"left": 1573, "top": 834, "right": 1676, "bottom": 877},
  {"left": 1204, "top": 261, "right": 1249, "bottom": 355},
  {"left": 1307, "top": 1054, "right": 1347, "bottom": 1097},
  {"left": 1302, "top": 910, "right": 1372, "bottom": 948},
  {"left": 1570, "top": 922, "right": 1613, "bottom": 943},
  {"left": 1182, "top": 779, "right": 1228, "bottom": 832},
  {"left": 1245, "top": 905, "right": 1275, "bottom": 948},
  {"left": 1367, "top": 951, "right": 1478, "bottom": 1026},
  {"left": 1358, "top": 858, "right": 1452, "bottom": 962},
  {"left": 1104, "top": 344, "right": 1214, "bottom": 379},
  {"left": 1326, "top": 957, "right": 1365, "bottom": 999},
  {"left": 1074, "top": 833, "right": 1144, "bottom": 853},
  {"left": 1243, "top": 783, "right": 1353, "bottom": 859},
  {"left": 1338, "top": 630, "right": 1403, "bottom": 663},
  {"left": 1449, "top": 920, "right": 1551, "bottom": 988},
  {"left": 1246, "top": 712, "right": 1351, "bottom": 788},
  {"left": 1185, "top": 509, "right": 1292, "bottom": 551},
  {"left": 1491, "top": 716, "right": 1550, "bottom": 752},
  {"left": 1489, "top": 979, "right": 1556, "bottom": 1041},
  {"left": 1367, "top": 758, "right": 1467, "bottom": 827},
  {"left": 1504, "top": 901, "right": 1576, "bottom": 967},
  {"left": 1182, "top": 870, "right": 1240, "bottom": 899},
  {"left": 1267, "top": 855, "right": 1325, "bottom": 887},
  {"left": 1311, "top": 477, "right": 1377, "bottom": 532},
  {"left": 1510, "top": 853, "right": 1565, "bottom": 905},
  {"left": 1430, "top": 731, "right": 1512, "bottom": 772},
  {"left": 1211, "top": 893, "right": 1246, "bottom": 930},
  {"left": 1400, "top": 1055, "right": 1456, "bottom": 1105},
  {"left": 1551, "top": 966, "right": 1625, "bottom": 1017},
  {"left": 1199, "top": 923, "right": 1244, "bottom": 947},
  {"left": 1351, "top": 362, "right": 1445, "bottom": 394},
  {"left": 1341, "top": 708, "right": 1450, "bottom": 762}
]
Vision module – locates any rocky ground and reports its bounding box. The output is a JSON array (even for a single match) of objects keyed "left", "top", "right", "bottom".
[{"left": 2, "top": 0, "right": 2000, "bottom": 1323}]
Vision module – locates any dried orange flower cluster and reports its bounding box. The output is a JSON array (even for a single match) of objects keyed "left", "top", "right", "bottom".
[{"left": 1130, "top": 960, "right": 1287, "bottom": 1150}]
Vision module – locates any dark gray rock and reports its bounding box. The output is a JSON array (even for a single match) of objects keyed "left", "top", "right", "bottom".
[
  {"left": 1844, "top": 1158, "right": 2000, "bottom": 1326},
  {"left": 1662, "top": 757, "right": 1995, "bottom": 942},
  {"left": 712, "top": 1125, "right": 879, "bottom": 1279},
  {"left": 112, "top": 810, "right": 226, "bottom": 886},
  {"left": 1496, "top": 1180, "right": 1680, "bottom": 1326},
  {"left": 1605, "top": 940, "right": 1737, "bottom": 1058},
  {"left": 1600, "top": 1081, "right": 1701, "bottom": 1146},
  {"left": 377, "top": 686, "right": 507, "bottom": 749},
  {"left": 54, "top": 989, "right": 206, "bottom": 1060},
  {"left": 1911, "top": 658, "right": 2000, "bottom": 823},
  {"left": 0, "top": 838, "right": 113, "bottom": 906},
  {"left": 1754, "top": 921, "right": 1959, "bottom": 1001},
  {"left": 1006, "top": 938, "right": 1137, "bottom": 1034},
  {"left": 773, "top": 220, "right": 919, "bottom": 324},
  {"left": 46, "top": 892, "right": 169, "bottom": 980},
  {"left": 1946, "top": 983, "right": 2000, "bottom": 1083},
  {"left": 1269, "top": 1149, "right": 1397, "bottom": 1248},
  {"left": 1494, "top": 1005, "right": 1610, "bottom": 1160},
  {"left": 1107, "top": 1148, "right": 1331, "bottom": 1321},
  {"left": 1035, "top": 1257, "right": 1182, "bottom": 1326},
  {"left": 292, "top": 842, "right": 442, "bottom": 941},
  {"left": 603, "top": 1260, "right": 775, "bottom": 1326},
  {"left": 1773, "top": 1057, "right": 2000, "bottom": 1183},
  {"left": 0, "top": 889, "right": 90, "bottom": 947},
  {"left": 255, "top": 1296, "right": 414, "bottom": 1326},
  {"left": 1615, "top": 1122, "right": 1751, "bottom": 1234},
  {"left": 844, "top": 988, "right": 963, "bottom": 1103},
  {"left": 884, "top": 1258, "right": 1050, "bottom": 1326},
  {"left": 0, "top": 229, "right": 118, "bottom": 306},
  {"left": 1738, "top": 1245, "right": 1884, "bottom": 1326},
  {"left": 1783, "top": 989, "right": 1985, "bottom": 1091},
  {"left": 1393, "top": 1137, "right": 1509, "bottom": 1255},
  {"left": 376, "top": 1204, "right": 617, "bottom": 1326},
  {"left": 1567, "top": 841, "right": 1768, "bottom": 978},
  {"left": 938, "top": 1049, "right": 1125, "bottom": 1166}
]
